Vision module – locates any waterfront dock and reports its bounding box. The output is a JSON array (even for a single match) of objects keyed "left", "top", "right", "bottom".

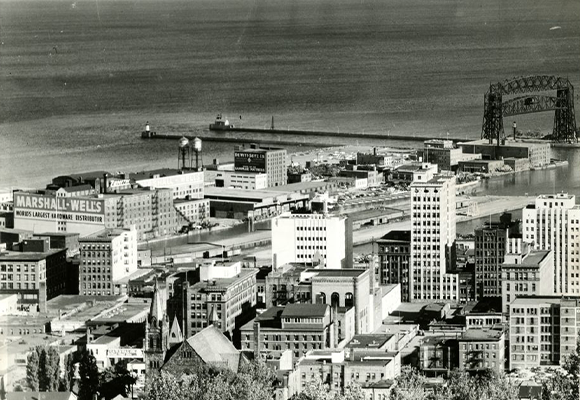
[{"left": 142, "top": 127, "right": 468, "bottom": 144}]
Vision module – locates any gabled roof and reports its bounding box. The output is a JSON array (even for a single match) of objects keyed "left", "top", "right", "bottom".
[
  {"left": 186, "top": 325, "right": 241, "bottom": 372},
  {"left": 169, "top": 316, "right": 184, "bottom": 344}
]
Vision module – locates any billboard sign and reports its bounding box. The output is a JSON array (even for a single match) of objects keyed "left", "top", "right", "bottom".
[{"left": 14, "top": 192, "right": 106, "bottom": 224}]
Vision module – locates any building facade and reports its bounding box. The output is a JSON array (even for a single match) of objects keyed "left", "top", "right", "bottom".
[
  {"left": 457, "top": 329, "right": 505, "bottom": 374},
  {"left": 79, "top": 228, "right": 138, "bottom": 296},
  {"left": 522, "top": 193, "right": 580, "bottom": 295},
  {"left": 509, "top": 296, "right": 580, "bottom": 371},
  {"left": 0, "top": 247, "right": 67, "bottom": 311},
  {"left": 502, "top": 249, "right": 554, "bottom": 313},
  {"left": 241, "top": 304, "right": 333, "bottom": 359},
  {"left": 272, "top": 212, "right": 350, "bottom": 269},
  {"left": 169, "top": 261, "right": 258, "bottom": 338},
  {"left": 131, "top": 169, "right": 204, "bottom": 200},
  {"left": 410, "top": 173, "right": 458, "bottom": 301},
  {"left": 13, "top": 188, "right": 176, "bottom": 239},
  {"left": 474, "top": 213, "right": 519, "bottom": 299},
  {"left": 377, "top": 230, "right": 411, "bottom": 302},
  {"left": 234, "top": 145, "right": 287, "bottom": 187}
]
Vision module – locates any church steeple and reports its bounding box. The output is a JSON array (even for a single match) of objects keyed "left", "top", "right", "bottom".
[
  {"left": 150, "top": 278, "right": 164, "bottom": 325},
  {"left": 144, "top": 278, "right": 169, "bottom": 372}
]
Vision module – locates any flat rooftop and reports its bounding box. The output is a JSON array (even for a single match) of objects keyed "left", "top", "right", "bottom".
[
  {"left": 346, "top": 334, "right": 394, "bottom": 349},
  {"left": 281, "top": 303, "right": 328, "bottom": 318},
  {"left": 511, "top": 296, "right": 580, "bottom": 306},
  {"left": 0, "top": 249, "right": 62, "bottom": 261},
  {"left": 269, "top": 181, "right": 337, "bottom": 192},
  {"left": 190, "top": 268, "right": 258, "bottom": 292},
  {"left": 459, "top": 328, "right": 503, "bottom": 342},
  {"left": 306, "top": 268, "right": 366, "bottom": 278},
  {"left": 130, "top": 168, "right": 202, "bottom": 181},
  {"left": 204, "top": 187, "right": 296, "bottom": 201},
  {"left": 458, "top": 139, "right": 550, "bottom": 148}
]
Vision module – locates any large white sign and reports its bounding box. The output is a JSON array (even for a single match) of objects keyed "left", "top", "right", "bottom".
[
  {"left": 107, "top": 348, "right": 143, "bottom": 359},
  {"left": 14, "top": 192, "right": 105, "bottom": 224}
]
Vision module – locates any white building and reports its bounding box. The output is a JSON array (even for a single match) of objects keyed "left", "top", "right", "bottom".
[
  {"left": 79, "top": 227, "right": 138, "bottom": 296},
  {"left": 272, "top": 212, "right": 349, "bottom": 269},
  {"left": 522, "top": 193, "right": 580, "bottom": 295},
  {"left": 131, "top": 169, "right": 204, "bottom": 199},
  {"left": 205, "top": 170, "right": 268, "bottom": 190},
  {"left": 410, "top": 173, "right": 458, "bottom": 301}
]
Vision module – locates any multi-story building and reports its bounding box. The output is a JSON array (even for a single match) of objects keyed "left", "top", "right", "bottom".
[
  {"left": 389, "top": 162, "right": 438, "bottom": 186},
  {"left": 295, "top": 350, "right": 399, "bottom": 396},
  {"left": 131, "top": 169, "right": 204, "bottom": 200},
  {"left": 457, "top": 328, "right": 505, "bottom": 374},
  {"left": 205, "top": 170, "right": 268, "bottom": 190},
  {"left": 502, "top": 249, "right": 553, "bottom": 313},
  {"left": 0, "top": 241, "right": 67, "bottom": 311},
  {"left": 419, "top": 336, "right": 457, "bottom": 377},
  {"left": 234, "top": 145, "right": 287, "bottom": 187},
  {"left": 418, "top": 139, "right": 480, "bottom": 171},
  {"left": 522, "top": 193, "right": 580, "bottom": 294},
  {"left": 79, "top": 227, "right": 138, "bottom": 296},
  {"left": 168, "top": 261, "right": 258, "bottom": 338},
  {"left": 474, "top": 213, "right": 519, "bottom": 299},
  {"left": 264, "top": 266, "right": 374, "bottom": 334},
  {"left": 13, "top": 188, "right": 176, "bottom": 239},
  {"left": 272, "top": 212, "right": 351, "bottom": 269},
  {"left": 240, "top": 303, "right": 334, "bottom": 359},
  {"left": 410, "top": 172, "right": 458, "bottom": 301},
  {"left": 419, "top": 328, "right": 505, "bottom": 376},
  {"left": 509, "top": 296, "right": 580, "bottom": 371},
  {"left": 174, "top": 198, "right": 210, "bottom": 226},
  {"left": 376, "top": 230, "right": 410, "bottom": 301}
]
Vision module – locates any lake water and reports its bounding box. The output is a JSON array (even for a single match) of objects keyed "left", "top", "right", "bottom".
[{"left": 1, "top": 0, "right": 579, "bottom": 188}]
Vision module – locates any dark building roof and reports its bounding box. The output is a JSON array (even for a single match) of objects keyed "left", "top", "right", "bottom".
[
  {"left": 378, "top": 230, "right": 411, "bottom": 243},
  {"left": 281, "top": 303, "right": 328, "bottom": 318}
]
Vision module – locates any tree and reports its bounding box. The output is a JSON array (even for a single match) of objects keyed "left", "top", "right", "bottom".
[
  {"left": 28, "top": 346, "right": 61, "bottom": 392},
  {"left": 99, "top": 361, "right": 137, "bottom": 400},
  {"left": 59, "top": 353, "right": 76, "bottom": 392},
  {"left": 145, "top": 371, "right": 197, "bottom": 400},
  {"left": 78, "top": 349, "right": 100, "bottom": 400},
  {"left": 232, "top": 360, "right": 277, "bottom": 400},
  {"left": 390, "top": 367, "right": 431, "bottom": 400},
  {"left": 26, "top": 350, "right": 40, "bottom": 391},
  {"left": 45, "top": 346, "right": 61, "bottom": 392},
  {"left": 542, "top": 337, "right": 580, "bottom": 400}
]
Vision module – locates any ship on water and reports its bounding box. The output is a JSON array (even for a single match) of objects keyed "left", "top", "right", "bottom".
[{"left": 209, "top": 113, "right": 234, "bottom": 130}]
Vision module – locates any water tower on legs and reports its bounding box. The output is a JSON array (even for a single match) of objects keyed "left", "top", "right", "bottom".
[
  {"left": 192, "top": 137, "right": 203, "bottom": 171},
  {"left": 177, "top": 136, "right": 191, "bottom": 170}
]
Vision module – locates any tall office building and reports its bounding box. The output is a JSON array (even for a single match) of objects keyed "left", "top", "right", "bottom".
[
  {"left": 474, "top": 213, "right": 519, "bottom": 299},
  {"left": 79, "top": 227, "right": 138, "bottom": 296},
  {"left": 410, "top": 171, "right": 458, "bottom": 301},
  {"left": 377, "top": 230, "right": 411, "bottom": 301},
  {"left": 522, "top": 193, "right": 580, "bottom": 295}
]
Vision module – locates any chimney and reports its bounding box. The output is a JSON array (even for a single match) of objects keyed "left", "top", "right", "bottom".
[
  {"left": 253, "top": 320, "right": 261, "bottom": 360},
  {"left": 332, "top": 303, "right": 339, "bottom": 348},
  {"left": 103, "top": 173, "right": 108, "bottom": 194}
]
